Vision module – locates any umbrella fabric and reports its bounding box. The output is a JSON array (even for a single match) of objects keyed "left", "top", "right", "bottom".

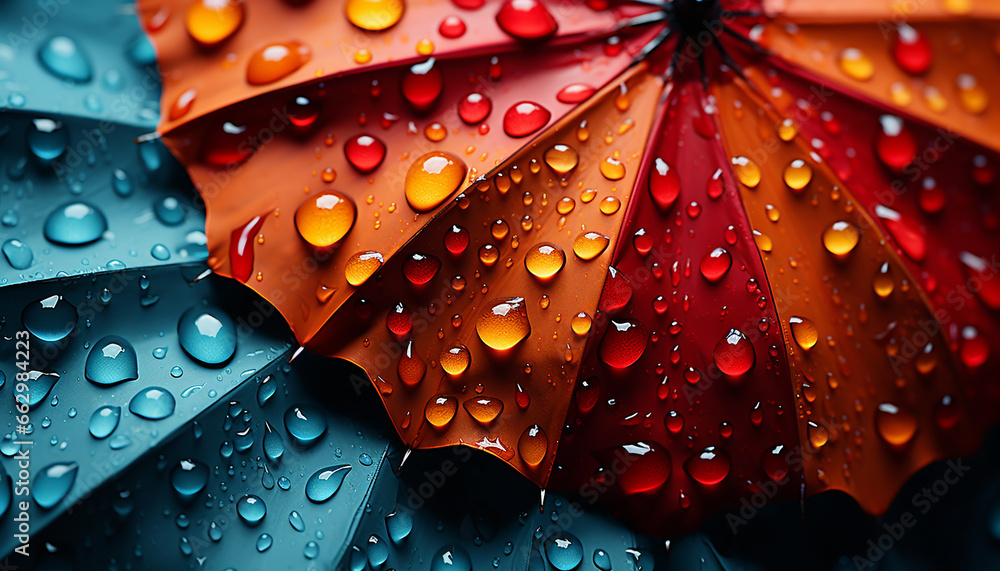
[{"left": 138, "top": 0, "right": 1000, "bottom": 535}]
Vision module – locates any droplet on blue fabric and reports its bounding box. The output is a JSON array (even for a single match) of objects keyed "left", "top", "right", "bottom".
[
  {"left": 129, "top": 386, "right": 175, "bottom": 420},
  {"left": 43, "top": 202, "right": 108, "bottom": 246},
  {"left": 283, "top": 405, "right": 327, "bottom": 447},
  {"left": 386, "top": 509, "right": 413, "bottom": 543},
  {"left": 38, "top": 36, "right": 92, "bottom": 83},
  {"left": 170, "top": 459, "right": 208, "bottom": 497},
  {"left": 2, "top": 239, "right": 33, "bottom": 270},
  {"left": 305, "top": 465, "right": 351, "bottom": 503},
  {"left": 431, "top": 545, "right": 472, "bottom": 571},
  {"left": 177, "top": 305, "right": 237, "bottom": 366},
  {"left": 544, "top": 532, "right": 584, "bottom": 571},
  {"left": 237, "top": 494, "right": 266, "bottom": 525},
  {"left": 27, "top": 118, "right": 69, "bottom": 161},
  {"left": 33, "top": 462, "right": 79, "bottom": 509},
  {"left": 89, "top": 406, "right": 121, "bottom": 439},
  {"left": 85, "top": 335, "right": 138, "bottom": 386}
]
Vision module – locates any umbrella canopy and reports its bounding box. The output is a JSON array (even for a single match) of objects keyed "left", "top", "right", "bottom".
[{"left": 141, "top": 0, "right": 1000, "bottom": 535}]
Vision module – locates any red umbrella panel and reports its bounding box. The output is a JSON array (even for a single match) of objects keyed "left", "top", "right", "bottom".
[{"left": 139, "top": 0, "right": 1000, "bottom": 535}]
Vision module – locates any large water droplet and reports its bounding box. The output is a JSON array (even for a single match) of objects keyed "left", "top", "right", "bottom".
[
  {"left": 295, "top": 191, "right": 356, "bottom": 247},
  {"left": 463, "top": 396, "right": 503, "bottom": 423},
  {"left": 129, "top": 387, "right": 175, "bottom": 420},
  {"left": 699, "top": 247, "right": 732, "bottom": 282},
  {"left": 573, "top": 231, "right": 609, "bottom": 261},
  {"left": 22, "top": 295, "right": 77, "bottom": 342},
  {"left": 730, "top": 156, "right": 760, "bottom": 188},
  {"left": 238, "top": 494, "right": 267, "bottom": 525},
  {"left": 401, "top": 58, "right": 443, "bottom": 112},
  {"left": 649, "top": 158, "right": 680, "bottom": 211},
  {"left": 345, "top": 251, "right": 384, "bottom": 286},
  {"left": 524, "top": 243, "right": 565, "bottom": 279},
  {"left": 431, "top": 545, "right": 472, "bottom": 571},
  {"left": 305, "top": 464, "right": 351, "bottom": 503},
  {"left": 85, "top": 335, "right": 138, "bottom": 386},
  {"left": 386, "top": 509, "right": 413, "bottom": 542},
  {"left": 503, "top": 101, "right": 550, "bottom": 137},
  {"left": 822, "top": 221, "right": 860, "bottom": 256},
  {"left": 875, "top": 403, "right": 918, "bottom": 446},
  {"left": 247, "top": 41, "right": 311, "bottom": 85},
  {"left": 439, "top": 345, "right": 471, "bottom": 375},
  {"left": 263, "top": 421, "right": 285, "bottom": 462},
  {"left": 44, "top": 202, "right": 107, "bottom": 245},
  {"left": 495, "top": 0, "right": 557, "bottom": 40},
  {"left": 344, "top": 134, "right": 386, "bottom": 172},
  {"left": 2, "top": 239, "right": 34, "bottom": 270},
  {"left": 789, "top": 316, "right": 818, "bottom": 350},
  {"left": 892, "top": 24, "right": 932, "bottom": 75},
  {"left": 518, "top": 424, "right": 547, "bottom": 466},
  {"left": 713, "top": 329, "right": 755, "bottom": 377},
  {"left": 170, "top": 459, "right": 208, "bottom": 497},
  {"left": 185, "top": 0, "right": 245, "bottom": 46},
  {"left": 683, "top": 446, "right": 731, "bottom": 485},
  {"left": 284, "top": 405, "right": 327, "bottom": 446},
  {"left": 425, "top": 395, "right": 458, "bottom": 427},
  {"left": 599, "top": 320, "right": 647, "bottom": 368},
  {"left": 544, "top": 145, "right": 579, "bottom": 175},
  {"left": 178, "top": 305, "right": 237, "bottom": 366},
  {"left": 544, "top": 532, "right": 584, "bottom": 571},
  {"left": 404, "top": 151, "right": 466, "bottom": 213},
  {"left": 402, "top": 253, "right": 441, "bottom": 285},
  {"left": 33, "top": 462, "right": 78, "bottom": 509},
  {"left": 346, "top": 0, "right": 404, "bottom": 31},
  {"left": 38, "top": 36, "right": 92, "bottom": 83},
  {"left": 597, "top": 442, "right": 670, "bottom": 493},
  {"left": 89, "top": 406, "right": 121, "bottom": 439}
]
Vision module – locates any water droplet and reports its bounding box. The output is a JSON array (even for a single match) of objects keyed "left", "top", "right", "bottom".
[
  {"left": 33, "top": 462, "right": 78, "bottom": 509},
  {"left": 838, "top": 47, "right": 874, "bottom": 81},
  {"left": 404, "top": 151, "right": 466, "bottom": 212},
  {"left": 599, "top": 320, "right": 647, "bottom": 368},
  {"left": 425, "top": 395, "right": 458, "bottom": 427},
  {"left": 573, "top": 231, "right": 609, "bottom": 261},
  {"left": 807, "top": 421, "right": 828, "bottom": 448},
  {"left": 649, "top": 158, "right": 680, "bottom": 211},
  {"left": 386, "top": 302, "right": 413, "bottom": 336},
  {"left": 475, "top": 297, "right": 530, "bottom": 351},
  {"left": 444, "top": 225, "right": 470, "bottom": 254},
  {"left": 247, "top": 41, "right": 311, "bottom": 84},
  {"left": 185, "top": 0, "right": 245, "bottom": 46},
  {"left": 345, "top": 251, "right": 384, "bottom": 286},
  {"left": 432, "top": 545, "right": 472, "bottom": 571},
  {"left": 178, "top": 306, "right": 237, "bottom": 365},
  {"left": 284, "top": 405, "right": 327, "bottom": 446},
  {"left": 598, "top": 442, "right": 670, "bottom": 493},
  {"left": 713, "top": 329, "right": 755, "bottom": 377},
  {"left": 503, "top": 101, "right": 550, "bottom": 137},
  {"left": 170, "top": 459, "right": 208, "bottom": 497},
  {"left": 683, "top": 446, "right": 731, "bottom": 485},
  {"left": 403, "top": 253, "right": 441, "bottom": 285},
  {"left": 154, "top": 196, "right": 185, "bottom": 226},
  {"left": 524, "top": 243, "right": 565, "bottom": 279},
  {"left": 556, "top": 83, "right": 596, "bottom": 103},
  {"left": 956, "top": 74, "right": 988, "bottom": 114},
  {"left": 398, "top": 341, "right": 427, "bottom": 385},
  {"left": 38, "top": 36, "right": 92, "bottom": 83},
  {"left": 289, "top": 510, "right": 305, "bottom": 531},
  {"left": 344, "top": 134, "right": 386, "bottom": 173},
  {"left": 876, "top": 115, "right": 916, "bottom": 172},
  {"left": 782, "top": 159, "right": 812, "bottom": 191},
  {"left": 593, "top": 550, "right": 612, "bottom": 571},
  {"left": 458, "top": 93, "right": 492, "bottom": 124},
  {"left": 2, "top": 239, "right": 33, "bottom": 270},
  {"left": 518, "top": 424, "right": 548, "bottom": 466},
  {"left": 88, "top": 406, "right": 121, "bottom": 439},
  {"left": 875, "top": 403, "right": 917, "bottom": 446},
  {"left": 401, "top": 58, "right": 443, "bottom": 112},
  {"left": 440, "top": 15, "right": 467, "bottom": 38},
  {"left": 129, "top": 387, "right": 175, "bottom": 420},
  {"left": 368, "top": 535, "right": 390, "bottom": 566},
  {"left": 306, "top": 465, "right": 351, "bottom": 503},
  {"left": 256, "top": 533, "right": 273, "bottom": 552},
  {"left": 386, "top": 509, "right": 413, "bottom": 542},
  {"left": 263, "top": 421, "right": 285, "bottom": 462},
  {"left": 44, "top": 202, "right": 107, "bottom": 245},
  {"left": 789, "top": 316, "right": 817, "bottom": 350},
  {"left": 22, "top": 295, "right": 77, "bottom": 342},
  {"left": 495, "top": 0, "right": 557, "bottom": 40},
  {"left": 85, "top": 335, "right": 138, "bottom": 386},
  {"left": 699, "top": 247, "right": 732, "bottom": 282},
  {"left": 238, "top": 494, "right": 267, "bottom": 525},
  {"left": 599, "top": 157, "right": 625, "bottom": 181},
  {"left": 295, "top": 191, "right": 356, "bottom": 247},
  {"left": 822, "top": 221, "right": 860, "bottom": 256},
  {"left": 544, "top": 145, "right": 579, "bottom": 175},
  {"left": 544, "top": 532, "right": 584, "bottom": 571},
  {"left": 463, "top": 396, "right": 503, "bottom": 423},
  {"left": 730, "top": 156, "right": 760, "bottom": 188},
  {"left": 762, "top": 445, "right": 790, "bottom": 481},
  {"left": 571, "top": 312, "right": 592, "bottom": 336},
  {"left": 891, "top": 25, "right": 932, "bottom": 75},
  {"left": 346, "top": 0, "right": 404, "bottom": 31},
  {"left": 169, "top": 89, "right": 197, "bottom": 121}
]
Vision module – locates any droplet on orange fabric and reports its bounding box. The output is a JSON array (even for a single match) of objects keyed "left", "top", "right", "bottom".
[
  {"left": 404, "top": 151, "right": 466, "bottom": 212},
  {"left": 295, "top": 191, "right": 356, "bottom": 247},
  {"left": 230, "top": 215, "right": 266, "bottom": 283},
  {"left": 503, "top": 101, "right": 550, "bottom": 137},
  {"left": 246, "top": 41, "right": 311, "bottom": 85},
  {"left": 185, "top": 0, "right": 244, "bottom": 47}
]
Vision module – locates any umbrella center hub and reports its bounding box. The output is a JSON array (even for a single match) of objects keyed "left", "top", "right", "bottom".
[{"left": 670, "top": 0, "right": 721, "bottom": 38}]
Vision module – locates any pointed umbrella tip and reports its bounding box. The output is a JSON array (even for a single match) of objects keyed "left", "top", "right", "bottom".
[
  {"left": 399, "top": 448, "right": 413, "bottom": 472},
  {"left": 288, "top": 345, "right": 306, "bottom": 364},
  {"left": 134, "top": 131, "right": 162, "bottom": 144},
  {"left": 190, "top": 268, "right": 213, "bottom": 284},
  {"left": 539, "top": 488, "right": 546, "bottom": 512}
]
